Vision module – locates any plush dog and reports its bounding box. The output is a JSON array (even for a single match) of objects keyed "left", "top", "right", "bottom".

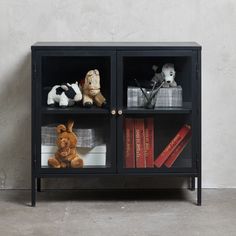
[
  {"left": 48, "top": 121, "right": 83, "bottom": 168},
  {"left": 151, "top": 64, "right": 177, "bottom": 88},
  {"left": 162, "top": 63, "right": 177, "bottom": 87},
  {"left": 81, "top": 69, "right": 106, "bottom": 108}
]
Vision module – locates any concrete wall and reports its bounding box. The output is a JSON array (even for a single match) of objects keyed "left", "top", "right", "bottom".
[{"left": 0, "top": 0, "right": 235, "bottom": 189}]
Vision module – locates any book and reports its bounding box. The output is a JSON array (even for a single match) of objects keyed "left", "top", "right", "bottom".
[
  {"left": 154, "top": 124, "right": 191, "bottom": 168},
  {"left": 135, "top": 119, "right": 146, "bottom": 168},
  {"left": 124, "top": 119, "right": 135, "bottom": 168},
  {"left": 145, "top": 118, "right": 154, "bottom": 168},
  {"left": 164, "top": 132, "right": 192, "bottom": 168}
]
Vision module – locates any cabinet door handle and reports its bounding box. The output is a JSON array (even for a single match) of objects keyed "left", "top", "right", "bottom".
[
  {"left": 111, "top": 109, "right": 116, "bottom": 115},
  {"left": 118, "top": 110, "right": 123, "bottom": 115}
]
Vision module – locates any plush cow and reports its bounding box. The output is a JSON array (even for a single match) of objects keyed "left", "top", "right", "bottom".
[{"left": 47, "top": 82, "right": 82, "bottom": 107}]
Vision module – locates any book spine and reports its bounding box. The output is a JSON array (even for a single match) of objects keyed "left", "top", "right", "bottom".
[
  {"left": 124, "top": 119, "right": 135, "bottom": 168},
  {"left": 164, "top": 132, "right": 192, "bottom": 168},
  {"left": 145, "top": 118, "right": 154, "bottom": 168},
  {"left": 154, "top": 125, "right": 191, "bottom": 168},
  {"left": 135, "top": 119, "right": 146, "bottom": 168}
]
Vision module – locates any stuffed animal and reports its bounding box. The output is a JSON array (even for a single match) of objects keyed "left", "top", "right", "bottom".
[
  {"left": 48, "top": 120, "right": 83, "bottom": 168},
  {"left": 47, "top": 82, "right": 82, "bottom": 107},
  {"left": 151, "top": 64, "right": 177, "bottom": 88},
  {"left": 81, "top": 69, "right": 106, "bottom": 108},
  {"left": 151, "top": 65, "right": 165, "bottom": 86},
  {"left": 162, "top": 63, "right": 177, "bottom": 87}
]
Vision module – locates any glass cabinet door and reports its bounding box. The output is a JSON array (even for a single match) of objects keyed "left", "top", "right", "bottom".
[
  {"left": 117, "top": 50, "right": 197, "bottom": 173},
  {"left": 40, "top": 114, "right": 116, "bottom": 172},
  {"left": 118, "top": 113, "right": 194, "bottom": 173},
  {"left": 34, "top": 50, "right": 116, "bottom": 173}
]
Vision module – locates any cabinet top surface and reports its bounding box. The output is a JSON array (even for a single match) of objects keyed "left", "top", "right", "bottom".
[{"left": 32, "top": 42, "right": 201, "bottom": 49}]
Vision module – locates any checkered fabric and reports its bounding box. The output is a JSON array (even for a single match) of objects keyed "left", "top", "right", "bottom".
[
  {"left": 127, "top": 87, "right": 146, "bottom": 107},
  {"left": 155, "top": 86, "right": 183, "bottom": 107},
  {"left": 41, "top": 125, "right": 104, "bottom": 148}
]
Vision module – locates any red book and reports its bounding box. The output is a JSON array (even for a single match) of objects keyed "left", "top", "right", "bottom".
[
  {"left": 154, "top": 125, "right": 191, "bottom": 168},
  {"left": 135, "top": 119, "right": 146, "bottom": 168},
  {"left": 145, "top": 118, "right": 154, "bottom": 168},
  {"left": 124, "top": 119, "right": 135, "bottom": 168},
  {"left": 164, "top": 131, "right": 192, "bottom": 168}
]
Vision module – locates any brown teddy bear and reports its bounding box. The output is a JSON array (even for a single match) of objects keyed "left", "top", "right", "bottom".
[
  {"left": 48, "top": 120, "right": 83, "bottom": 168},
  {"left": 81, "top": 69, "right": 106, "bottom": 108}
]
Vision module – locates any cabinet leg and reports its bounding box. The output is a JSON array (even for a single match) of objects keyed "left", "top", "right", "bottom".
[
  {"left": 189, "top": 177, "right": 195, "bottom": 191},
  {"left": 197, "top": 175, "right": 201, "bottom": 206},
  {"left": 37, "top": 178, "right": 41, "bottom": 192},
  {"left": 31, "top": 176, "right": 36, "bottom": 207}
]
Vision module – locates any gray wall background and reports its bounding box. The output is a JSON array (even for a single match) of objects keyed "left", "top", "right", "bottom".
[{"left": 0, "top": 0, "right": 235, "bottom": 189}]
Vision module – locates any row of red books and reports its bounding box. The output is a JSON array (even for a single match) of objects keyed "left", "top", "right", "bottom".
[
  {"left": 124, "top": 118, "right": 192, "bottom": 168},
  {"left": 124, "top": 118, "right": 154, "bottom": 168}
]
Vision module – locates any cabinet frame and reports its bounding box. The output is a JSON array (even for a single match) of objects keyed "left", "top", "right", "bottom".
[{"left": 31, "top": 42, "right": 201, "bottom": 206}]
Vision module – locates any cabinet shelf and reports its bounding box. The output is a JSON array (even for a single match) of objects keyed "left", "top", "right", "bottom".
[
  {"left": 41, "top": 106, "right": 109, "bottom": 115},
  {"left": 41, "top": 165, "right": 108, "bottom": 169},
  {"left": 123, "top": 105, "right": 192, "bottom": 114}
]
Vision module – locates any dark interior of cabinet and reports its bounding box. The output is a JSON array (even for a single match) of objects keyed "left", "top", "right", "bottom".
[
  {"left": 41, "top": 56, "right": 111, "bottom": 106},
  {"left": 124, "top": 114, "right": 192, "bottom": 168},
  {"left": 153, "top": 114, "right": 192, "bottom": 168},
  {"left": 41, "top": 114, "right": 111, "bottom": 168},
  {"left": 42, "top": 114, "right": 108, "bottom": 128},
  {"left": 122, "top": 56, "right": 192, "bottom": 107}
]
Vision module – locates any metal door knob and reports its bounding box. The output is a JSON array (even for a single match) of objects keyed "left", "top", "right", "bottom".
[
  {"left": 111, "top": 109, "right": 116, "bottom": 115},
  {"left": 118, "top": 110, "right": 123, "bottom": 115}
]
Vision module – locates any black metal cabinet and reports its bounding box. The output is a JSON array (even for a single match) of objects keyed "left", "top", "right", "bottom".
[{"left": 31, "top": 42, "right": 201, "bottom": 206}]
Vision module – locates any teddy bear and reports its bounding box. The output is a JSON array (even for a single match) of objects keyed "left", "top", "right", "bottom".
[
  {"left": 48, "top": 120, "right": 83, "bottom": 168},
  {"left": 81, "top": 69, "right": 106, "bottom": 108}
]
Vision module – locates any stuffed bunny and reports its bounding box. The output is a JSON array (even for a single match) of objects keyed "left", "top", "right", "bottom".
[{"left": 48, "top": 120, "right": 83, "bottom": 168}]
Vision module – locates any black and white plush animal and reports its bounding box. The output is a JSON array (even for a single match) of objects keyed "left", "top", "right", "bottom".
[
  {"left": 161, "top": 63, "right": 177, "bottom": 87},
  {"left": 151, "top": 64, "right": 177, "bottom": 88},
  {"left": 47, "top": 82, "right": 82, "bottom": 107}
]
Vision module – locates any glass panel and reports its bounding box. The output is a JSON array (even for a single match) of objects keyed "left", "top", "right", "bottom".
[
  {"left": 123, "top": 114, "right": 192, "bottom": 169},
  {"left": 41, "top": 56, "right": 111, "bottom": 109},
  {"left": 41, "top": 114, "right": 111, "bottom": 169},
  {"left": 122, "top": 56, "right": 192, "bottom": 109}
]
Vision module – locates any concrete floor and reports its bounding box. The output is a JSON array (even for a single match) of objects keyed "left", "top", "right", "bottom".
[{"left": 0, "top": 189, "right": 235, "bottom": 236}]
